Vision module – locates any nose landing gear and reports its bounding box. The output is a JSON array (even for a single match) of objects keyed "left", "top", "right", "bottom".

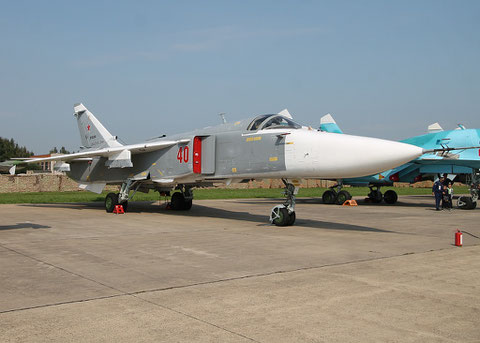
[
  {"left": 270, "top": 179, "right": 298, "bottom": 226},
  {"left": 105, "top": 179, "right": 138, "bottom": 213}
]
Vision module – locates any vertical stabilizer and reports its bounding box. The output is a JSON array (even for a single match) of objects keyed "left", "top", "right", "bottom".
[
  {"left": 278, "top": 109, "right": 293, "bottom": 119},
  {"left": 320, "top": 114, "right": 343, "bottom": 134},
  {"left": 74, "top": 103, "right": 122, "bottom": 149},
  {"left": 427, "top": 122, "right": 443, "bottom": 133}
]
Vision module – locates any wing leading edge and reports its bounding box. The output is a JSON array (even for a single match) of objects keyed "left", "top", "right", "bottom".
[{"left": 27, "top": 139, "right": 190, "bottom": 168}]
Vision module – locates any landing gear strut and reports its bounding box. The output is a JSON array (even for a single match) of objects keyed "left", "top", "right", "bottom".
[
  {"left": 270, "top": 179, "right": 297, "bottom": 226},
  {"left": 105, "top": 178, "right": 139, "bottom": 213},
  {"left": 170, "top": 185, "right": 193, "bottom": 211}
]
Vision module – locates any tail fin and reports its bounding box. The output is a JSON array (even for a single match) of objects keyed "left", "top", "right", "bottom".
[
  {"left": 320, "top": 114, "right": 343, "bottom": 134},
  {"left": 427, "top": 122, "right": 443, "bottom": 133},
  {"left": 74, "top": 103, "right": 122, "bottom": 149}
]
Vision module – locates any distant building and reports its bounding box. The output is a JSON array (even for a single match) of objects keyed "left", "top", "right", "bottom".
[{"left": 30, "top": 154, "right": 62, "bottom": 173}]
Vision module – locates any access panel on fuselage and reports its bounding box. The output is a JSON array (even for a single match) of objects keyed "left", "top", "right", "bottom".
[
  {"left": 201, "top": 136, "right": 216, "bottom": 174},
  {"left": 214, "top": 132, "right": 286, "bottom": 177}
]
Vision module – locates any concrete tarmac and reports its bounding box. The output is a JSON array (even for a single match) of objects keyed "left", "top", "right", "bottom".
[{"left": 0, "top": 195, "right": 479, "bottom": 342}]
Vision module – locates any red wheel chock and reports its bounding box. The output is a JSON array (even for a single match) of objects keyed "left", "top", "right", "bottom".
[{"left": 113, "top": 205, "right": 125, "bottom": 214}]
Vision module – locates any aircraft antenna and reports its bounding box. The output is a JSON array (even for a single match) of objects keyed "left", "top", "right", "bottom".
[{"left": 219, "top": 113, "right": 227, "bottom": 124}]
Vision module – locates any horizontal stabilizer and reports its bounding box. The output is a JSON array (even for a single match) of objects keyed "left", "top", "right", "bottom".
[
  {"left": 320, "top": 114, "right": 343, "bottom": 134},
  {"left": 78, "top": 182, "right": 106, "bottom": 194}
]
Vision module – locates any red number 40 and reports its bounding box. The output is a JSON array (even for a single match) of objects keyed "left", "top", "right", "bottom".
[{"left": 177, "top": 146, "right": 189, "bottom": 163}]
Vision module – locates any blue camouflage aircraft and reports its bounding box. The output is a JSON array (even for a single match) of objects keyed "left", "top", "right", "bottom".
[{"left": 319, "top": 114, "right": 480, "bottom": 209}]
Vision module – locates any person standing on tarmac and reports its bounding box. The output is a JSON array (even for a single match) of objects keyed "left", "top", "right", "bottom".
[
  {"left": 432, "top": 176, "right": 445, "bottom": 211},
  {"left": 446, "top": 182, "right": 454, "bottom": 210}
]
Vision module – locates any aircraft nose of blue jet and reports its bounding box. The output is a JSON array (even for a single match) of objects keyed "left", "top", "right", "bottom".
[{"left": 285, "top": 131, "right": 424, "bottom": 178}]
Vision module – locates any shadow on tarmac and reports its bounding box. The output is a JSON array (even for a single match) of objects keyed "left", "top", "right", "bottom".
[
  {"left": 237, "top": 195, "right": 453, "bottom": 209},
  {"left": 20, "top": 202, "right": 394, "bottom": 233},
  {"left": 0, "top": 222, "right": 51, "bottom": 231},
  {"left": 232, "top": 197, "right": 435, "bottom": 209}
]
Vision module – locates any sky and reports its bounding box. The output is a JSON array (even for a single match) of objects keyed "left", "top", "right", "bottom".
[{"left": 1, "top": 0, "right": 479, "bottom": 154}]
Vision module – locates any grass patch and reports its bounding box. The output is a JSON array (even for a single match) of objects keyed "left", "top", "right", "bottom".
[{"left": 0, "top": 186, "right": 470, "bottom": 204}]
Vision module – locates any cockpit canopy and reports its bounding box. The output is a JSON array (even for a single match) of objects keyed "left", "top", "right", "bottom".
[{"left": 247, "top": 114, "right": 302, "bottom": 131}]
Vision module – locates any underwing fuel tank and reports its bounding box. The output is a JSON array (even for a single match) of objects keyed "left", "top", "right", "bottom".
[{"left": 284, "top": 130, "right": 424, "bottom": 178}]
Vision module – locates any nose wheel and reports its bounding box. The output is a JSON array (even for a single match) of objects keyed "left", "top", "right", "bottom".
[
  {"left": 270, "top": 205, "right": 296, "bottom": 226},
  {"left": 270, "top": 180, "right": 298, "bottom": 226}
]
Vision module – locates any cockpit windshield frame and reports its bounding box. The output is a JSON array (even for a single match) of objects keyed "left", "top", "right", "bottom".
[{"left": 247, "top": 114, "right": 301, "bottom": 131}]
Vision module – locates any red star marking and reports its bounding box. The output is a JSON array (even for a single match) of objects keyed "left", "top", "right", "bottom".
[{"left": 87, "top": 124, "right": 91, "bottom": 131}]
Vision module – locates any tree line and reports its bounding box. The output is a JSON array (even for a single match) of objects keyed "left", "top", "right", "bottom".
[
  {"left": 0, "top": 137, "right": 71, "bottom": 162},
  {"left": 0, "top": 137, "right": 33, "bottom": 162}
]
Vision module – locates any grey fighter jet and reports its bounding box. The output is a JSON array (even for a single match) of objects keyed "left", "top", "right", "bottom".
[{"left": 29, "top": 104, "right": 423, "bottom": 226}]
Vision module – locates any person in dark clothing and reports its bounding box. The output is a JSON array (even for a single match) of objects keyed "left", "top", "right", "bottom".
[
  {"left": 445, "top": 182, "right": 454, "bottom": 210},
  {"left": 432, "top": 177, "right": 444, "bottom": 210},
  {"left": 441, "top": 185, "right": 449, "bottom": 209}
]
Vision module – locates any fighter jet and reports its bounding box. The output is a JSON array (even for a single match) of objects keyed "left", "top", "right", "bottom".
[
  {"left": 28, "top": 104, "right": 423, "bottom": 226},
  {"left": 319, "top": 114, "right": 480, "bottom": 210}
]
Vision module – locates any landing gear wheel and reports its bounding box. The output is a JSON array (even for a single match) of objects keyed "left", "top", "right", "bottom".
[
  {"left": 458, "top": 196, "right": 475, "bottom": 210},
  {"left": 322, "top": 190, "right": 337, "bottom": 204},
  {"left": 183, "top": 199, "right": 193, "bottom": 210},
  {"left": 383, "top": 190, "right": 398, "bottom": 204},
  {"left": 105, "top": 193, "right": 118, "bottom": 213},
  {"left": 368, "top": 190, "right": 383, "bottom": 203},
  {"left": 286, "top": 211, "right": 296, "bottom": 226},
  {"left": 335, "top": 190, "right": 352, "bottom": 205},
  {"left": 171, "top": 192, "right": 186, "bottom": 210},
  {"left": 270, "top": 206, "right": 291, "bottom": 226},
  {"left": 270, "top": 180, "right": 297, "bottom": 226}
]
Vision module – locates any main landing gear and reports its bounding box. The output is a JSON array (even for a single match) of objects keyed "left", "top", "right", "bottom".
[
  {"left": 170, "top": 185, "right": 193, "bottom": 211},
  {"left": 322, "top": 184, "right": 352, "bottom": 205},
  {"left": 321, "top": 185, "right": 398, "bottom": 205},
  {"left": 367, "top": 186, "right": 398, "bottom": 204},
  {"left": 270, "top": 179, "right": 298, "bottom": 226},
  {"left": 458, "top": 170, "right": 479, "bottom": 210},
  {"left": 105, "top": 179, "right": 139, "bottom": 213}
]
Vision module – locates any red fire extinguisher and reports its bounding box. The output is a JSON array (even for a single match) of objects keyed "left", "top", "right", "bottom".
[{"left": 455, "top": 230, "right": 463, "bottom": 247}]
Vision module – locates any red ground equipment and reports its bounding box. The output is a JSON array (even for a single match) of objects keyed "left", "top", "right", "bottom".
[
  {"left": 455, "top": 230, "right": 463, "bottom": 247},
  {"left": 113, "top": 205, "right": 125, "bottom": 214}
]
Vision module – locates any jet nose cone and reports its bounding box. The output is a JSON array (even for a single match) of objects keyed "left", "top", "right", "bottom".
[
  {"left": 285, "top": 131, "right": 424, "bottom": 178},
  {"left": 357, "top": 138, "right": 423, "bottom": 175},
  {"left": 327, "top": 135, "right": 423, "bottom": 178}
]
